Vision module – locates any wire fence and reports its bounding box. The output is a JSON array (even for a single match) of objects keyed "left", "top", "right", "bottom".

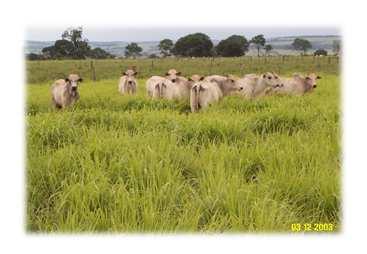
[{"left": 26, "top": 56, "right": 340, "bottom": 84}]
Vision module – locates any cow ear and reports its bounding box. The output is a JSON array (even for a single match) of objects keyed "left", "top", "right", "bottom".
[
  {"left": 78, "top": 78, "right": 83, "bottom": 82},
  {"left": 65, "top": 78, "right": 70, "bottom": 82},
  {"left": 199, "top": 76, "right": 204, "bottom": 81},
  {"left": 165, "top": 72, "right": 169, "bottom": 76},
  {"left": 134, "top": 71, "right": 138, "bottom": 76},
  {"left": 262, "top": 74, "right": 266, "bottom": 78},
  {"left": 317, "top": 75, "right": 321, "bottom": 79},
  {"left": 176, "top": 72, "right": 181, "bottom": 76}
]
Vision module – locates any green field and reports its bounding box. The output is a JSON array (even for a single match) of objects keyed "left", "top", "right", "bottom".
[{"left": 26, "top": 58, "right": 341, "bottom": 232}]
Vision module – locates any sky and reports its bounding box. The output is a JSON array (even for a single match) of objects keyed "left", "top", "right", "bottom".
[{"left": 26, "top": 26, "right": 340, "bottom": 42}]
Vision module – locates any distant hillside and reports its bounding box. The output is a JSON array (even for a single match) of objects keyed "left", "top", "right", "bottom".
[{"left": 25, "top": 35, "right": 340, "bottom": 57}]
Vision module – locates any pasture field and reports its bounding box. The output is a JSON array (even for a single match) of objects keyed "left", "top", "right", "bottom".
[{"left": 26, "top": 58, "right": 341, "bottom": 232}]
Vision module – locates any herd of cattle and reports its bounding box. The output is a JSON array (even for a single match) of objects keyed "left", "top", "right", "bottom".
[{"left": 51, "top": 68, "right": 321, "bottom": 112}]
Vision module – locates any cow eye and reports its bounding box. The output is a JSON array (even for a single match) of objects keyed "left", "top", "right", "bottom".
[{"left": 268, "top": 76, "right": 272, "bottom": 80}]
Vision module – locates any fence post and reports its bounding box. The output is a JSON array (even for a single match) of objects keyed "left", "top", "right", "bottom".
[
  {"left": 209, "top": 57, "right": 214, "bottom": 75},
  {"left": 90, "top": 60, "right": 96, "bottom": 82},
  {"left": 151, "top": 60, "right": 154, "bottom": 71}
]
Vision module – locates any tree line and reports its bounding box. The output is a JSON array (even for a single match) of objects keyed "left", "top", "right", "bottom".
[
  {"left": 26, "top": 27, "right": 341, "bottom": 60},
  {"left": 27, "top": 27, "right": 114, "bottom": 60}
]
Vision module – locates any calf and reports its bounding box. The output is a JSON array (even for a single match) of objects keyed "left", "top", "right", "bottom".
[
  {"left": 277, "top": 73, "right": 321, "bottom": 95},
  {"left": 118, "top": 68, "right": 138, "bottom": 95},
  {"left": 204, "top": 75, "right": 241, "bottom": 96},
  {"left": 51, "top": 74, "right": 82, "bottom": 109},
  {"left": 238, "top": 72, "right": 283, "bottom": 98},
  {"left": 190, "top": 81, "right": 223, "bottom": 112},
  {"left": 145, "top": 76, "right": 185, "bottom": 100},
  {"left": 190, "top": 76, "right": 240, "bottom": 112},
  {"left": 165, "top": 69, "right": 192, "bottom": 99}
]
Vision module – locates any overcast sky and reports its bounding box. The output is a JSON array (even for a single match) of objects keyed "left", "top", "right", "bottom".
[{"left": 26, "top": 26, "right": 340, "bottom": 41}]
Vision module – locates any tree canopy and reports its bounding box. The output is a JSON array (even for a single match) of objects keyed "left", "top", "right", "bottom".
[
  {"left": 30, "top": 27, "right": 114, "bottom": 60},
  {"left": 158, "top": 39, "right": 174, "bottom": 57},
  {"left": 314, "top": 49, "right": 328, "bottom": 56},
  {"left": 264, "top": 44, "right": 273, "bottom": 54},
  {"left": 215, "top": 35, "right": 249, "bottom": 57},
  {"left": 250, "top": 34, "right": 266, "bottom": 56},
  {"left": 173, "top": 33, "right": 213, "bottom": 57},
  {"left": 292, "top": 38, "right": 312, "bottom": 54},
  {"left": 125, "top": 43, "right": 143, "bottom": 58}
]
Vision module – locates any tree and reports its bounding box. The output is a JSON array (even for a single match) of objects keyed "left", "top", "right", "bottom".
[
  {"left": 125, "top": 43, "right": 143, "bottom": 58},
  {"left": 26, "top": 53, "right": 44, "bottom": 60},
  {"left": 88, "top": 47, "right": 114, "bottom": 59},
  {"left": 332, "top": 40, "right": 341, "bottom": 55},
  {"left": 41, "top": 45, "right": 57, "bottom": 59},
  {"left": 292, "top": 38, "right": 312, "bottom": 55},
  {"left": 173, "top": 33, "right": 213, "bottom": 57},
  {"left": 38, "top": 27, "right": 114, "bottom": 60},
  {"left": 314, "top": 49, "right": 328, "bottom": 56},
  {"left": 250, "top": 34, "right": 266, "bottom": 57},
  {"left": 149, "top": 53, "right": 158, "bottom": 59},
  {"left": 62, "top": 27, "right": 84, "bottom": 47},
  {"left": 60, "top": 27, "right": 91, "bottom": 58},
  {"left": 264, "top": 44, "right": 273, "bottom": 55},
  {"left": 53, "top": 39, "right": 75, "bottom": 58},
  {"left": 158, "top": 39, "right": 174, "bottom": 57},
  {"left": 215, "top": 35, "right": 249, "bottom": 57}
]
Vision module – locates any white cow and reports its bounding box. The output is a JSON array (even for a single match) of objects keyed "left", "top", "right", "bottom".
[
  {"left": 190, "top": 76, "right": 241, "bottom": 112},
  {"left": 204, "top": 75, "right": 241, "bottom": 96},
  {"left": 118, "top": 69, "right": 138, "bottom": 95},
  {"left": 146, "top": 76, "right": 186, "bottom": 100},
  {"left": 190, "top": 81, "right": 223, "bottom": 112},
  {"left": 277, "top": 73, "right": 321, "bottom": 95},
  {"left": 51, "top": 74, "right": 82, "bottom": 109},
  {"left": 238, "top": 72, "right": 283, "bottom": 98}
]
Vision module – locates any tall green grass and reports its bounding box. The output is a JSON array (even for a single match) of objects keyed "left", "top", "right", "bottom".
[{"left": 26, "top": 73, "right": 341, "bottom": 232}]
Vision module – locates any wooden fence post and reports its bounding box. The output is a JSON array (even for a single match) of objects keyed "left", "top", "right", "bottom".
[
  {"left": 90, "top": 60, "right": 96, "bottom": 82},
  {"left": 208, "top": 57, "right": 214, "bottom": 75}
]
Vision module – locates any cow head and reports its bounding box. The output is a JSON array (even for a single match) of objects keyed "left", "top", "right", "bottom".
[
  {"left": 188, "top": 74, "right": 205, "bottom": 82},
  {"left": 305, "top": 73, "right": 321, "bottom": 89},
  {"left": 261, "top": 72, "right": 283, "bottom": 89},
  {"left": 165, "top": 69, "right": 181, "bottom": 83},
  {"left": 123, "top": 69, "right": 138, "bottom": 89},
  {"left": 219, "top": 75, "right": 242, "bottom": 95},
  {"left": 65, "top": 74, "right": 82, "bottom": 96}
]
